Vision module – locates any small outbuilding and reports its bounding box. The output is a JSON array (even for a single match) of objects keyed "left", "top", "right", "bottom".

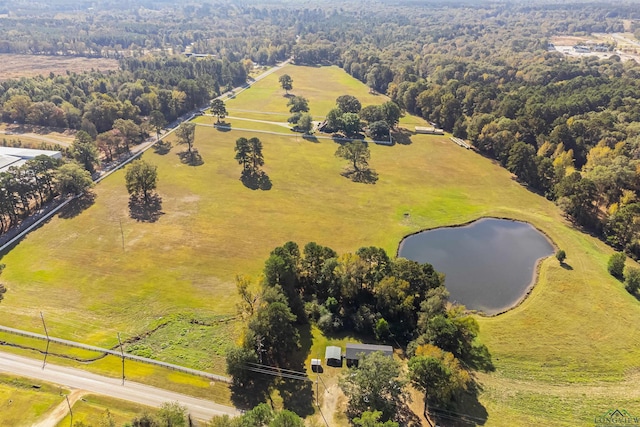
[
  {"left": 345, "top": 343, "right": 393, "bottom": 367},
  {"left": 325, "top": 346, "right": 342, "bottom": 367}
]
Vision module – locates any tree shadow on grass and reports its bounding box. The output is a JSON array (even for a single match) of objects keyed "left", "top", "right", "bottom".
[
  {"left": 241, "top": 170, "right": 272, "bottom": 190},
  {"left": 341, "top": 168, "right": 379, "bottom": 184},
  {"left": 275, "top": 323, "right": 314, "bottom": 417},
  {"left": 230, "top": 377, "right": 273, "bottom": 411},
  {"left": 128, "top": 193, "right": 164, "bottom": 223},
  {"left": 560, "top": 262, "right": 574, "bottom": 270},
  {"left": 153, "top": 140, "right": 172, "bottom": 155},
  {"left": 58, "top": 192, "right": 96, "bottom": 219},
  {"left": 392, "top": 128, "right": 415, "bottom": 145},
  {"left": 302, "top": 135, "right": 319, "bottom": 143},
  {"left": 215, "top": 122, "right": 232, "bottom": 132},
  {"left": 465, "top": 343, "right": 495, "bottom": 373},
  {"left": 178, "top": 149, "right": 204, "bottom": 166},
  {"left": 432, "top": 381, "right": 488, "bottom": 426}
]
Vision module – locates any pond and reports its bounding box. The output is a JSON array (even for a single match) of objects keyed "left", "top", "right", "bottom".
[{"left": 398, "top": 218, "right": 554, "bottom": 314}]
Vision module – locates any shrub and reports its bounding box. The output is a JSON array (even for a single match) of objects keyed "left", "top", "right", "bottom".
[
  {"left": 625, "top": 267, "right": 640, "bottom": 295},
  {"left": 608, "top": 252, "right": 626, "bottom": 278},
  {"left": 555, "top": 249, "right": 566, "bottom": 264}
]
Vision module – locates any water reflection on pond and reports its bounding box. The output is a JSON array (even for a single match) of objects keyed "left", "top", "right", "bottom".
[{"left": 398, "top": 218, "right": 554, "bottom": 314}]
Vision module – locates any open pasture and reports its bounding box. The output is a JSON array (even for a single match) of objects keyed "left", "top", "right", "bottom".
[{"left": 0, "top": 64, "right": 639, "bottom": 424}]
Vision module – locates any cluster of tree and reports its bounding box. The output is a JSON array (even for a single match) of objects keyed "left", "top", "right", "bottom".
[
  {"left": 286, "top": 95, "right": 313, "bottom": 135},
  {"left": 322, "top": 95, "right": 401, "bottom": 141},
  {"left": 0, "top": 55, "right": 247, "bottom": 135},
  {"left": 234, "top": 136, "right": 270, "bottom": 189},
  {"left": 226, "top": 242, "right": 490, "bottom": 421},
  {"left": 339, "top": 345, "right": 472, "bottom": 423},
  {"left": 607, "top": 252, "right": 640, "bottom": 298},
  {"left": 0, "top": 155, "right": 92, "bottom": 234}
]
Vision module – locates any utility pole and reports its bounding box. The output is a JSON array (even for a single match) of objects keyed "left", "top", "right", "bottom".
[
  {"left": 40, "top": 312, "right": 50, "bottom": 369},
  {"left": 117, "top": 332, "right": 125, "bottom": 385},
  {"left": 65, "top": 394, "right": 73, "bottom": 427}
]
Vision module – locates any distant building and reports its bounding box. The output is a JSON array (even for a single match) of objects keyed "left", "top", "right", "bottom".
[
  {"left": 0, "top": 147, "right": 62, "bottom": 174},
  {"left": 345, "top": 343, "right": 393, "bottom": 367},
  {"left": 573, "top": 45, "right": 591, "bottom": 53}
]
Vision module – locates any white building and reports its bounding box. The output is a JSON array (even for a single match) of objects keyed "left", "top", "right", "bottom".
[{"left": 0, "top": 147, "right": 62, "bottom": 174}]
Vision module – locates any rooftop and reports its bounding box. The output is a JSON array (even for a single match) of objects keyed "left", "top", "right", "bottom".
[{"left": 345, "top": 343, "right": 393, "bottom": 360}]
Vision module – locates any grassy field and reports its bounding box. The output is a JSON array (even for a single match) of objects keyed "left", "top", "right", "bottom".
[
  {"left": 56, "top": 395, "right": 155, "bottom": 427},
  {"left": 0, "top": 374, "right": 67, "bottom": 426},
  {"left": 0, "top": 64, "right": 639, "bottom": 425}
]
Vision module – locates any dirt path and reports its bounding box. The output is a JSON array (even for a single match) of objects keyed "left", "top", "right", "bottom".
[
  {"left": 32, "top": 388, "right": 87, "bottom": 427},
  {"left": 0, "top": 130, "right": 71, "bottom": 147},
  {"left": 207, "top": 114, "right": 293, "bottom": 129}
]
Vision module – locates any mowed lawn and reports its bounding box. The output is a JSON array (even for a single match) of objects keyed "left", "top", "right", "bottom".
[{"left": 0, "top": 65, "right": 639, "bottom": 424}]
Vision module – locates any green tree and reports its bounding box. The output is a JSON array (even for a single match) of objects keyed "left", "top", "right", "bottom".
[
  {"left": 381, "top": 101, "right": 402, "bottom": 129},
  {"left": 235, "top": 137, "right": 252, "bottom": 172},
  {"left": 287, "top": 96, "right": 309, "bottom": 113},
  {"left": 408, "top": 345, "right": 470, "bottom": 414},
  {"left": 368, "top": 121, "right": 390, "bottom": 141},
  {"left": 96, "top": 131, "right": 120, "bottom": 162},
  {"left": 149, "top": 110, "right": 166, "bottom": 141},
  {"left": 55, "top": 162, "right": 93, "bottom": 195},
  {"left": 624, "top": 266, "right": 640, "bottom": 295},
  {"left": 269, "top": 410, "right": 304, "bottom": 427},
  {"left": 607, "top": 252, "right": 626, "bottom": 279},
  {"left": 4, "top": 95, "right": 32, "bottom": 124},
  {"left": 247, "top": 137, "right": 265, "bottom": 171},
  {"left": 71, "top": 130, "right": 100, "bottom": 173},
  {"left": 360, "top": 105, "right": 384, "bottom": 124},
  {"left": 325, "top": 108, "right": 343, "bottom": 132},
  {"left": 226, "top": 346, "right": 259, "bottom": 387},
  {"left": 341, "top": 112, "right": 362, "bottom": 137},
  {"left": 296, "top": 113, "right": 313, "bottom": 134},
  {"left": 555, "top": 249, "right": 566, "bottom": 264},
  {"left": 337, "top": 95, "right": 362, "bottom": 113},
  {"left": 339, "top": 352, "right": 406, "bottom": 420},
  {"left": 113, "top": 118, "right": 141, "bottom": 152},
  {"left": 176, "top": 122, "right": 196, "bottom": 157},
  {"left": 279, "top": 74, "right": 293, "bottom": 94},
  {"left": 353, "top": 411, "right": 399, "bottom": 427},
  {"left": 125, "top": 159, "right": 158, "bottom": 203},
  {"left": 336, "top": 140, "right": 370, "bottom": 173},
  {"left": 157, "top": 402, "right": 187, "bottom": 427},
  {"left": 210, "top": 99, "right": 227, "bottom": 123},
  {"left": 507, "top": 141, "right": 538, "bottom": 185},
  {"left": 248, "top": 300, "right": 300, "bottom": 364}
]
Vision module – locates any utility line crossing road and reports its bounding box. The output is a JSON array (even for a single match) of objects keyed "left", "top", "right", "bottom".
[{"left": 0, "top": 351, "right": 240, "bottom": 422}]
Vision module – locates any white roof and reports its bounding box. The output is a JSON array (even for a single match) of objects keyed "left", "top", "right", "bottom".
[
  {"left": 0, "top": 154, "right": 22, "bottom": 171},
  {"left": 0, "top": 146, "right": 62, "bottom": 159},
  {"left": 0, "top": 147, "right": 61, "bottom": 173}
]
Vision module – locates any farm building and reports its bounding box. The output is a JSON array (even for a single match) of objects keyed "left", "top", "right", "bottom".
[
  {"left": 345, "top": 343, "right": 393, "bottom": 367},
  {"left": 325, "top": 346, "right": 342, "bottom": 367},
  {"left": 0, "top": 146, "right": 62, "bottom": 174},
  {"left": 415, "top": 126, "right": 444, "bottom": 135}
]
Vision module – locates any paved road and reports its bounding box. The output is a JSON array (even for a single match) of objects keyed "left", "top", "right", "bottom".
[{"left": 0, "top": 351, "right": 240, "bottom": 422}]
